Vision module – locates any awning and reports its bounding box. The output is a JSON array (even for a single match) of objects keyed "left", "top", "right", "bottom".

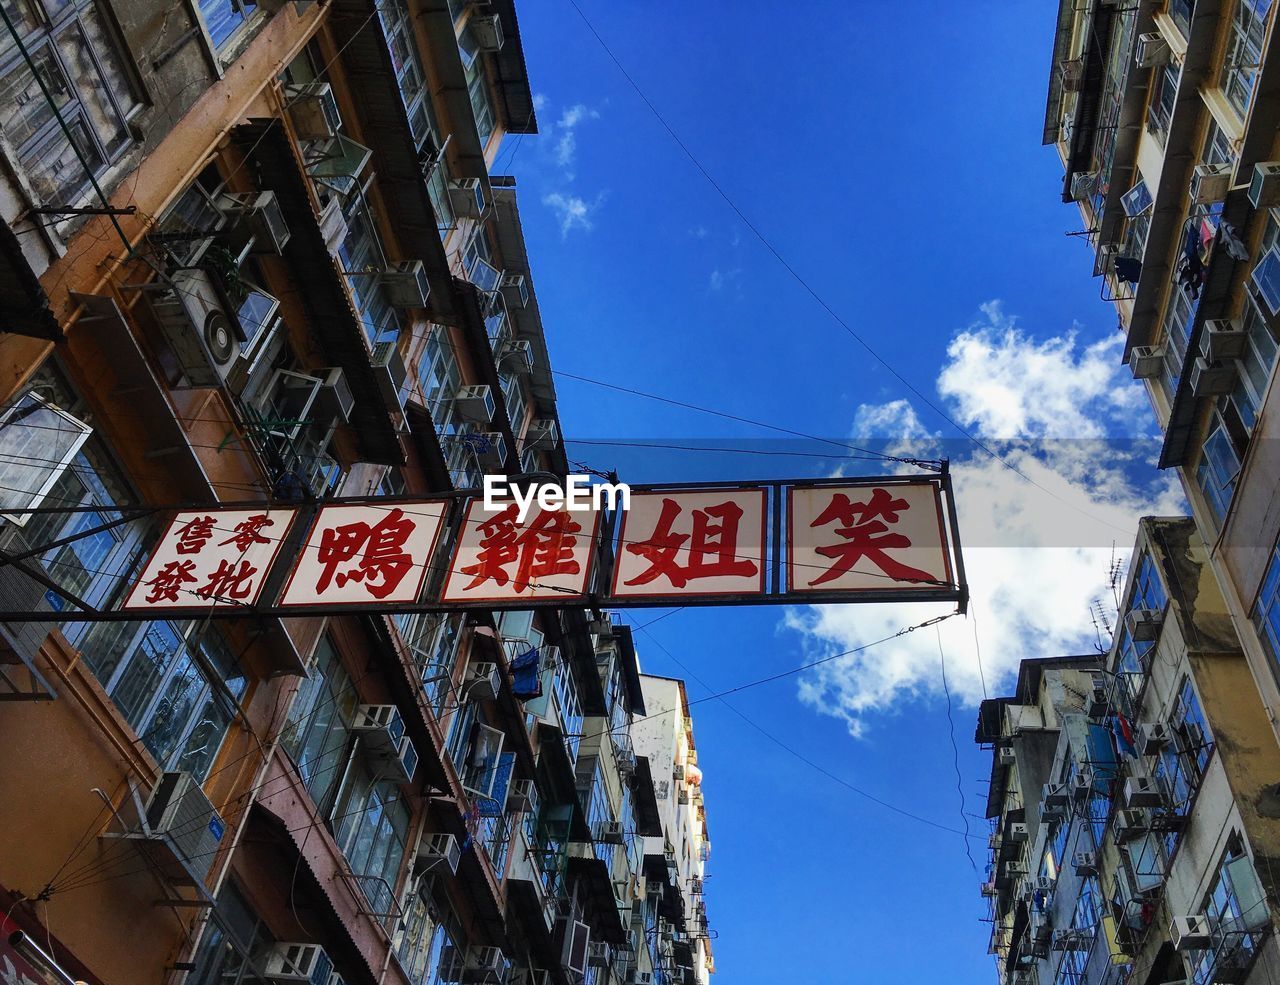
[
  {"left": 566, "top": 855, "right": 627, "bottom": 944},
  {"left": 328, "top": 0, "right": 455, "bottom": 322},
  {"left": 613, "top": 626, "right": 646, "bottom": 715},
  {"left": 0, "top": 223, "right": 60, "bottom": 340},
  {"left": 631, "top": 757, "right": 663, "bottom": 837},
  {"left": 487, "top": 0, "right": 538, "bottom": 135},
  {"left": 505, "top": 878, "right": 559, "bottom": 967},
  {"left": 231, "top": 122, "right": 404, "bottom": 466}
]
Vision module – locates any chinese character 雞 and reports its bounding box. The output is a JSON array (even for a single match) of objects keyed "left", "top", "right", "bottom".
[{"left": 460, "top": 503, "right": 583, "bottom": 594}]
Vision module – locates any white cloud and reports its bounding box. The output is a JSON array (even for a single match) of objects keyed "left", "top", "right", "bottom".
[
  {"left": 788, "top": 301, "right": 1183, "bottom": 737},
  {"left": 708, "top": 267, "right": 742, "bottom": 293},
  {"left": 937, "top": 301, "right": 1145, "bottom": 440},
  {"left": 709, "top": 270, "right": 724, "bottom": 291},
  {"left": 553, "top": 103, "right": 600, "bottom": 172},
  {"left": 542, "top": 192, "right": 604, "bottom": 237}
]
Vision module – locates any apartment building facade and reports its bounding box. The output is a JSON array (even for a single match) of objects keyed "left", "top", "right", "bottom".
[
  {"left": 978, "top": 518, "right": 1280, "bottom": 985},
  {"left": 630, "top": 676, "right": 714, "bottom": 985},
  {"left": 0, "top": 1, "right": 698, "bottom": 984},
  {"left": 1045, "top": 0, "right": 1280, "bottom": 755}
]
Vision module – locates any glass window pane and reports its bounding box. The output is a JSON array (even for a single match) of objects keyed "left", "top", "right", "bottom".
[
  {"left": 56, "top": 15, "right": 129, "bottom": 156},
  {"left": 0, "top": 45, "right": 72, "bottom": 148},
  {"left": 25, "top": 114, "right": 104, "bottom": 203},
  {"left": 0, "top": 394, "right": 92, "bottom": 513}
]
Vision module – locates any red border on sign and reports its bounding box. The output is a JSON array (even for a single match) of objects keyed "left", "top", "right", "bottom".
[
  {"left": 784, "top": 479, "right": 953, "bottom": 594},
  {"left": 439, "top": 498, "right": 604, "bottom": 604},
  {"left": 275, "top": 501, "right": 449, "bottom": 608},
  {"left": 609, "top": 487, "right": 769, "bottom": 600},
  {"left": 121, "top": 508, "right": 299, "bottom": 611}
]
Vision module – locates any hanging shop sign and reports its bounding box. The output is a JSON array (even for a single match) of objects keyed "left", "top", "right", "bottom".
[{"left": 41, "top": 474, "right": 963, "bottom": 621}]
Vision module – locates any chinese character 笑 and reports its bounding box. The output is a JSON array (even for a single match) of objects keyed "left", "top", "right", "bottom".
[
  {"left": 174, "top": 515, "right": 217, "bottom": 555},
  {"left": 145, "top": 559, "right": 198, "bottom": 603},
  {"left": 218, "top": 513, "right": 275, "bottom": 554},
  {"left": 196, "top": 558, "right": 258, "bottom": 601},
  {"left": 315, "top": 507, "right": 417, "bottom": 599},
  {"left": 807, "top": 487, "right": 934, "bottom": 587},
  {"left": 624, "top": 497, "right": 757, "bottom": 588},
  {"left": 460, "top": 503, "right": 582, "bottom": 594}
]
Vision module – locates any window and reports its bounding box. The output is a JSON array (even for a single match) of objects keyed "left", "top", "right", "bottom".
[
  {"left": 338, "top": 195, "right": 401, "bottom": 346},
  {"left": 1188, "top": 836, "right": 1267, "bottom": 985},
  {"left": 1253, "top": 542, "right": 1280, "bottom": 674},
  {"left": 1147, "top": 61, "right": 1180, "bottom": 146},
  {"left": 1170, "top": 0, "right": 1195, "bottom": 37},
  {"left": 197, "top": 0, "right": 258, "bottom": 51},
  {"left": 460, "top": 30, "right": 494, "bottom": 147},
  {"left": 1226, "top": 293, "right": 1278, "bottom": 431},
  {"left": 1221, "top": 0, "right": 1274, "bottom": 119},
  {"left": 0, "top": 392, "right": 93, "bottom": 516},
  {"left": 334, "top": 764, "right": 411, "bottom": 920},
  {"left": 1197, "top": 413, "right": 1243, "bottom": 524},
  {"left": 1154, "top": 676, "right": 1213, "bottom": 813},
  {"left": 501, "top": 372, "right": 527, "bottom": 435},
  {"left": 1159, "top": 284, "right": 1195, "bottom": 401},
  {"left": 1055, "top": 879, "right": 1099, "bottom": 985},
  {"left": 0, "top": 0, "right": 139, "bottom": 207},
  {"left": 550, "top": 652, "right": 583, "bottom": 762},
  {"left": 1122, "top": 180, "right": 1155, "bottom": 260},
  {"left": 1114, "top": 554, "right": 1168, "bottom": 705},
  {"left": 283, "top": 635, "right": 358, "bottom": 812},
  {"left": 416, "top": 330, "right": 480, "bottom": 491},
  {"left": 394, "top": 610, "right": 463, "bottom": 716},
  {"left": 185, "top": 883, "right": 272, "bottom": 985}
]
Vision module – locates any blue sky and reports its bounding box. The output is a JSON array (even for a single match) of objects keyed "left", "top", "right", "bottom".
[{"left": 503, "top": 3, "right": 1175, "bottom": 982}]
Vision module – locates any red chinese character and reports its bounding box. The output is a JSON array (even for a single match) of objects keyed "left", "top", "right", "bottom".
[
  {"left": 219, "top": 513, "right": 275, "bottom": 553},
  {"left": 175, "top": 515, "right": 217, "bottom": 555},
  {"left": 624, "top": 498, "right": 757, "bottom": 588},
  {"left": 315, "top": 508, "right": 417, "bottom": 599},
  {"left": 196, "top": 558, "right": 258, "bottom": 601},
  {"left": 145, "top": 559, "right": 198, "bottom": 603},
  {"left": 460, "top": 504, "right": 582, "bottom": 593},
  {"left": 807, "top": 487, "right": 934, "bottom": 587}
]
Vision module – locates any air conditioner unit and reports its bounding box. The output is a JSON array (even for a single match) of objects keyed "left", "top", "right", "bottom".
[
  {"left": 1088, "top": 674, "right": 1110, "bottom": 718},
  {"left": 1249, "top": 161, "right": 1280, "bottom": 208},
  {"left": 449, "top": 177, "right": 485, "bottom": 219},
  {"left": 318, "top": 196, "right": 348, "bottom": 255},
  {"left": 1190, "top": 163, "right": 1232, "bottom": 205},
  {"left": 453, "top": 384, "right": 496, "bottom": 423},
  {"left": 286, "top": 82, "right": 342, "bottom": 140},
  {"left": 470, "top": 11, "right": 504, "bottom": 50},
  {"left": 586, "top": 941, "right": 610, "bottom": 969},
  {"left": 1070, "top": 170, "right": 1099, "bottom": 202},
  {"left": 1070, "top": 772, "right": 1093, "bottom": 801},
  {"left": 381, "top": 260, "right": 431, "bottom": 309},
  {"left": 1138, "top": 722, "right": 1172, "bottom": 754},
  {"left": 598, "top": 820, "right": 625, "bottom": 845},
  {"left": 1073, "top": 851, "right": 1098, "bottom": 876},
  {"left": 495, "top": 338, "right": 533, "bottom": 375},
  {"left": 1042, "top": 799, "right": 1066, "bottom": 820},
  {"left": 1125, "top": 607, "right": 1163, "bottom": 642},
  {"left": 1005, "top": 860, "right": 1027, "bottom": 878},
  {"left": 1171, "top": 913, "right": 1213, "bottom": 950},
  {"left": 381, "top": 734, "right": 419, "bottom": 783},
  {"left": 142, "top": 772, "right": 226, "bottom": 883},
  {"left": 500, "top": 272, "right": 529, "bottom": 308},
  {"left": 316, "top": 366, "right": 356, "bottom": 423},
  {"left": 462, "top": 946, "right": 509, "bottom": 984},
  {"left": 1124, "top": 774, "right": 1165, "bottom": 809},
  {"left": 326, "top": 974, "right": 347, "bottom": 985},
  {"left": 465, "top": 660, "right": 502, "bottom": 700},
  {"left": 616, "top": 746, "right": 637, "bottom": 775},
  {"left": 1095, "top": 242, "right": 1122, "bottom": 277},
  {"left": 506, "top": 778, "right": 534, "bottom": 812},
  {"left": 217, "top": 191, "right": 291, "bottom": 254},
  {"left": 980, "top": 879, "right": 999, "bottom": 897},
  {"left": 465, "top": 432, "right": 507, "bottom": 471},
  {"left": 352, "top": 704, "right": 407, "bottom": 757},
  {"left": 997, "top": 747, "right": 1016, "bottom": 767},
  {"left": 147, "top": 268, "right": 250, "bottom": 389},
  {"left": 1136, "top": 32, "right": 1171, "bottom": 68},
  {"left": 1189, "top": 355, "right": 1237, "bottom": 397},
  {"left": 264, "top": 943, "right": 332, "bottom": 984},
  {"left": 416, "top": 832, "right": 461, "bottom": 875},
  {"left": 372, "top": 341, "right": 409, "bottom": 409},
  {"left": 1008, "top": 822, "right": 1029, "bottom": 843},
  {"left": 1129, "top": 344, "right": 1166, "bottom": 380},
  {"left": 1200, "top": 318, "right": 1248, "bottom": 362},
  {"left": 1042, "top": 784, "right": 1069, "bottom": 809},
  {"left": 523, "top": 418, "right": 558, "bottom": 450},
  {"left": 1116, "top": 807, "right": 1148, "bottom": 837},
  {"left": 1033, "top": 875, "right": 1055, "bottom": 894},
  {"left": 1060, "top": 58, "right": 1084, "bottom": 91}
]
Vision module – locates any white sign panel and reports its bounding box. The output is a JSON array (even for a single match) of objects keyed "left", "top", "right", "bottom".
[
  {"left": 123, "top": 508, "right": 297, "bottom": 610},
  {"left": 787, "top": 482, "right": 951, "bottom": 593},
  {"left": 440, "top": 498, "right": 601, "bottom": 603},
  {"left": 610, "top": 488, "right": 767, "bottom": 599},
  {"left": 280, "top": 503, "right": 447, "bottom": 607}
]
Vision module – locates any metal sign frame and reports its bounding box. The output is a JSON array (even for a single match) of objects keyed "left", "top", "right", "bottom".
[{"left": 0, "top": 470, "right": 968, "bottom": 621}]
